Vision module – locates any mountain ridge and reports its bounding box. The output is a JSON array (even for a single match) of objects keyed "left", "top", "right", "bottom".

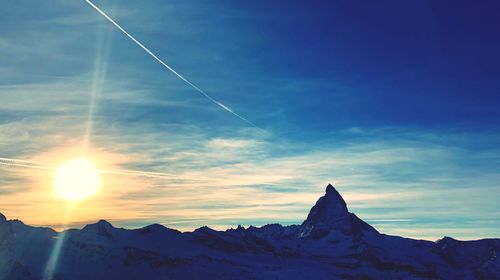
[{"left": 1, "top": 184, "right": 499, "bottom": 279}]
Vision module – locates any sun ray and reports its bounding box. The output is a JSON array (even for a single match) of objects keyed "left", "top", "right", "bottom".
[
  {"left": 44, "top": 207, "right": 72, "bottom": 280},
  {"left": 83, "top": 21, "right": 114, "bottom": 152}
]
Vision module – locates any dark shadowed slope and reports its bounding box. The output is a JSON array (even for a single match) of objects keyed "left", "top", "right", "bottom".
[{"left": 1, "top": 184, "right": 499, "bottom": 279}]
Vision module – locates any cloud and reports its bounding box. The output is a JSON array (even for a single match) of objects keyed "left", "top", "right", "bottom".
[{"left": 4, "top": 109, "right": 499, "bottom": 240}]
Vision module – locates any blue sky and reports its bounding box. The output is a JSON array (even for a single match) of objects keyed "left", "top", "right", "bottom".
[{"left": 0, "top": 0, "right": 499, "bottom": 240}]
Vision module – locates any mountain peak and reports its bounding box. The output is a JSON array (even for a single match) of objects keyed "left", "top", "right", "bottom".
[
  {"left": 304, "top": 184, "right": 348, "bottom": 225},
  {"left": 96, "top": 219, "right": 113, "bottom": 227},
  {"left": 82, "top": 219, "right": 115, "bottom": 238},
  {"left": 325, "top": 184, "right": 347, "bottom": 207},
  {"left": 300, "top": 184, "right": 376, "bottom": 239}
]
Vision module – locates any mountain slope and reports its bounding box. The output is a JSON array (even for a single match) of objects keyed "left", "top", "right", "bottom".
[{"left": 0, "top": 184, "right": 498, "bottom": 279}]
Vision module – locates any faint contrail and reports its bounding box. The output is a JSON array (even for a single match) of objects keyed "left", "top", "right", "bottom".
[
  {"left": 0, "top": 157, "right": 196, "bottom": 181},
  {"left": 0, "top": 157, "right": 54, "bottom": 169},
  {"left": 84, "top": 0, "right": 260, "bottom": 129},
  {"left": 0, "top": 161, "right": 54, "bottom": 171}
]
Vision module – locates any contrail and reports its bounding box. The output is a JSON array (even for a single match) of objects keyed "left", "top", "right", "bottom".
[
  {"left": 0, "top": 157, "right": 54, "bottom": 170},
  {"left": 0, "top": 161, "right": 54, "bottom": 171},
  {"left": 84, "top": 0, "right": 260, "bottom": 129},
  {"left": 0, "top": 157, "right": 196, "bottom": 181}
]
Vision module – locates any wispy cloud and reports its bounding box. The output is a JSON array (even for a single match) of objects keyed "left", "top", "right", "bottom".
[{"left": 1, "top": 102, "right": 499, "bottom": 240}]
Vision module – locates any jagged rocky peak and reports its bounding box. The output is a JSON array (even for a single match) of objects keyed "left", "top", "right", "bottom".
[
  {"left": 300, "top": 184, "right": 379, "bottom": 239},
  {"left": 0, "top": 212, "right": 6, "bottom": 222},
  {"left": 325, "top": 184, "right": 348, "bottom": 209},
  {"left": 303, "top": 184, "right": 349, "bottom": 225}
]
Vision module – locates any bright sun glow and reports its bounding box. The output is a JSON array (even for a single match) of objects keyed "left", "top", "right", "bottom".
[{"left": 54, "top": 158, "right": 101, "bottom": 202}]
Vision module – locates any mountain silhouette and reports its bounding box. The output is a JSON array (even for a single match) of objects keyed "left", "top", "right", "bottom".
[
  {"left": 0, "top": 184, "right": 499, "bottom": 279},
  {"left": 300, "top": 184, "right": 378, "bottom": 240}
]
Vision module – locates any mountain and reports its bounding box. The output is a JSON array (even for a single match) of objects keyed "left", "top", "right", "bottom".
[{"left": 1, "top": 184, "right": 499, "bottom": 279}]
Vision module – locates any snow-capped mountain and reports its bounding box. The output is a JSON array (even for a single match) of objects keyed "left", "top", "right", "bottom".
[{"left": 1, "top": 184, "right": 499, "bottom": 279}]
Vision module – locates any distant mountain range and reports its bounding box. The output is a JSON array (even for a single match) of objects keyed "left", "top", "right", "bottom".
[{"left": 1, "top": 184, "right": 499, "bottom": 279}]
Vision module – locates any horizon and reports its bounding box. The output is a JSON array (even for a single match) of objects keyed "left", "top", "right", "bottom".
[
  {"left": 0, "top": 183, "right": 480, "bottom": 242},
  {"left": 0, "top": 183, "right": 496, "bottom": 242},
  {"left": 1, "top": 0, "right": 499, "bottom": 241}
]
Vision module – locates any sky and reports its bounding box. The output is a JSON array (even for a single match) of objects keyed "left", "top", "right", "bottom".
[{"left": 0, "top": 0, "right": 499, "bottom": 240}]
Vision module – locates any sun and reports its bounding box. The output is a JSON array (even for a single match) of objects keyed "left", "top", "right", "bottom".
[{"left": 54, "top": 158, "right": 101, "bottom": 202}]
